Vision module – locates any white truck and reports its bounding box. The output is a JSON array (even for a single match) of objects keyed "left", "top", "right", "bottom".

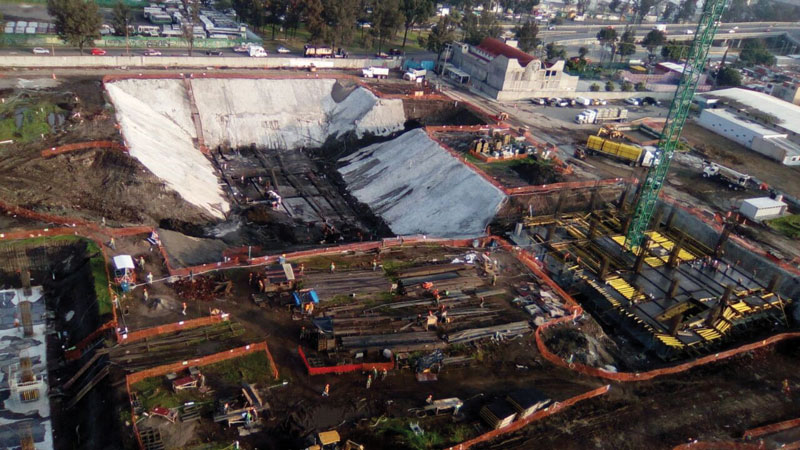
[
  {"left": 702, "top": 162, "right": 751, "bottom": 190},
  {"left": 574, "top": 96, "right": 592, "bottom": 106},
  {"left": 362, "top": 66, "right": 389, "bottom": 79},
  {"left": 403, "top": 68, "right": 427, "bottom": 82},
  {"left": 248, "top": 45, "right": 268, "bottom": 57},
  {"left": 575, "top": 108, "right": 628, "bottom": 124}
]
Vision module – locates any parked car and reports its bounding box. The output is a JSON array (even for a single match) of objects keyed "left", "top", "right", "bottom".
[
  {"left": 143, "top": 49, "right": 162, "bottom": 56},
  {"left": 625, "top": 97, "right": 641, "bottom": 106},
  {"left": 728, "top": 29, "right": 736, "bottom": 33},
  {"left": 593, "top": 98, "right": 608, "bottom": 106},
  {"left": 547, "top": 25, "right": 556, "bottom": 30},
  {"left": 531, "top": 98, "right": 546, "bottom": 105},
  {"left": 276, "top": 46, "right": 291, "bottom": 54},
  {"left": 32, "top": 47, "right": 50, "bottom": 55},
  {"left": 388, "top": 48, "right": 404, "bottom": 56},
  {"left": 91, "top": 48, "right": 107, "bottom": 56},
  {"left": 375, "top": 52, "right": 389, "bottom": 58},
  {"left": 685, "top": 29, "right": 694, "bottom": 35},
  {"left": 642, "top": 96, "right": 661, "bottom": 106},
  {"left": 205, "top": 50, "right": 224, "bottom": 56},
  {"left": 557, "top": 99, "right": 570, "bottom": 107}
]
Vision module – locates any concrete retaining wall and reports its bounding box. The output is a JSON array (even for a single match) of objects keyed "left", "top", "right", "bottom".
[{"left": 0, "top": 55, "right": 403, "bottom": 69}]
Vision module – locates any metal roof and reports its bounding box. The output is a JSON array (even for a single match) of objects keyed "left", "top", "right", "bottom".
[
  {"left": 707, "top": 88, "right": 800, "bottom": 136},
  {"left": 475, "top": 37, "right": 536, "bottom": 67},
  {"left": 742, "top": 197, "right": 787, "bottom": 209}
]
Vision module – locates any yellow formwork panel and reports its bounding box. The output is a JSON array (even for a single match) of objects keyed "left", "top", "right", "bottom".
[{"left": 645, "top": 257, "right": 664, "bottom": 267}]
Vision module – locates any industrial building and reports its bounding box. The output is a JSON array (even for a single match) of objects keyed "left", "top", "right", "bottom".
[
  {"left": 739, "top": 197, "right": 788, "bottom": 222},
  {"left": 441, "top": 37, "right": 579, "bottom": 101},
  {"left": 698, "top": 89, "right": 800, "bottom": 165}
]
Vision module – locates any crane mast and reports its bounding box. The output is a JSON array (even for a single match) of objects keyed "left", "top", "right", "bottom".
[{"left": 624, "top": 0, "right": 729, "bottom": 250}]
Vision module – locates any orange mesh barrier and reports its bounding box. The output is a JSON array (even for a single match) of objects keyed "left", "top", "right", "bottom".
[
  {"left": 41, "top": 140, "right": 127, "bottom": 158},
  {"left": 121, "top": 315, "right": 227, "bottom": 344},
  {"left": 297, "top": 345, "right": 394, "bottom": 375},
  {"left": 743, "top": 417, "right": 800, "bottom": 439}
]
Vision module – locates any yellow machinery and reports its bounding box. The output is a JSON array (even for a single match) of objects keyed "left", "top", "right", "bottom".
[{"left": 586, "top": 135, "right": 648, "bottom": 166}]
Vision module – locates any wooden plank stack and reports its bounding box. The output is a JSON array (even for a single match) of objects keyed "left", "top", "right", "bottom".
[
  {"left": 506, "top": 388, "right": 551, "bottom": 419},
  {"left": 446, "top": 321, "right": 531, "bottom": 344},
  {"left": 480, "top": 399, "right": 517, "bottom": 430}
]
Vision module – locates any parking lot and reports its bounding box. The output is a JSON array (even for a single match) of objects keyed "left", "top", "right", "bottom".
[{"left": 507, "top": 98, "right": 671, "bottom": 127}]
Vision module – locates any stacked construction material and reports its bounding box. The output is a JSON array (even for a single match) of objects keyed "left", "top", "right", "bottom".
[
  {"left": 506, "top": 388, "right": 551, "bottom": 419},
  {"left": 340, "top": 331, "right": 444, "bottom": 353},
  {"left": 398, "top": 263, "right": 486, "bottom": 296},
  {"left": 446, "top": 321, "right": 530, "bottom": 344},
  {"left": 480, "top": 399, "right": 517, "bottom": 430}
]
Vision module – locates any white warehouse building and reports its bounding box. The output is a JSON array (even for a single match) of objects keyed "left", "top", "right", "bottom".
[{"left": 696, "top": 108, "right": 800, "bottom": 166}]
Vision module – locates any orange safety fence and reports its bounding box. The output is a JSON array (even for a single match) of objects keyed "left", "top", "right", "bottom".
[
  {"left": 443, "top": 384, "right": 611, "bottom": 450},
  {"left": 504, "top": 177, "right": 635, "bottom": 196},
  {"left": 120, "top": 314, "right": 228, "bottom": 344},
  {"left": 297, "top": 345, "right": 394, "bottom": 375},
  {"left": 126, "top": 341, "right": 279, "bottom": 450},
  {"left": 673, "top": 442, "right": 763, "bottom": 450},
  {"left": 41, "top": 140, "right": 127, "bottom": 158},
  {"left": 64, "top": 320, "right": 117, "bottom": 361},
  {"left": 425, "top": 125, "right": 508, "bottom": 133},
  {"left": 743, "top": 417, "right": 800, "bottom": 439}
]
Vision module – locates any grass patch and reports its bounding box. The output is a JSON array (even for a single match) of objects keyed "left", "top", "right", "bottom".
[
  {"left": 255, "top": 23, "right": 428, "bottom": 55},
  {"left": 381, "top": 259, "right": 415, "bottom": 277},
  {"left": 0, "top": 98, "right": 63, "bottom": 144},
  {"left": 131, "top": 377, "right": 209, "bottom": 411},
  {"left": 203, "top": 351, "right": 273, "bottom": 386},
  {"left": 0, "top": 235, "right": 112, "bottom": 316},
  {"left": 374, "top": 418, "right": 446, "bottom": 450},
  {"left": 768, "top": 214, "right": 800, "bottom": 239}
]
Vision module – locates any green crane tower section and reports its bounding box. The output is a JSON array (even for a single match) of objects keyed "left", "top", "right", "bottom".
[{"left": 624, "top": 0, "right": 729, "bottom": 250}]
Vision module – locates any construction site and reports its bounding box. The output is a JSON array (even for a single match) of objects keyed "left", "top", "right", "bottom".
[{"left": 0, "top": 7, "right": 799, "bottom": 449}]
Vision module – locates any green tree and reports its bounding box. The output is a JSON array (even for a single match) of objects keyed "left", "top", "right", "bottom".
[
  {"left": 608, "top": 0, "right": 621, "bottom": 12},
  {"left": 233, "top": 0, "right": 268, "bottom": 32},
  {"left": 464, "top": 12, "right": 502, "bottom": 45},
  {"left": 267, "top": 0, "right": 289, "bottom": 40},
  {"left": 661, "top": 40, "right": 687, "bottom": 61},
  {"left": 634, "top": 0, "right": 658, "bottom": 23},
  {"left": 662, "top": 2, "right": 677, "bottom": 22},
  {"left": 617, "top": 28, "right": 636, "bottom": 60},
  {"left": 722, "top": 0, "right": 750, "bottom": 21},
  {"left": 371, "top": 0, "right": 404, "bottom": 52},
  {"left": 716, "top": 66, "right": 742, "bottom": 87},
  {"left": 578, "top": 46, "right": 588, "bottom": 59},
  {"left": 590, "top": 83, "right": 601, "bottom": 92},
  {"left": 111, "top": 1, "right": 131, "bottom": 37},
  {"left": 739, "top": 39, "right": 776, "bottom": 66},
  {"left": 596, "top": 27, "right": 618, "bottom": 62},
  {"left": 181, "top": 0, "right": 200, "bottom": 56},
  {"left": 675, "top": 0, "right": 696, "bottom": 23},
  {"left": 621, "top": 81, "right": 634, "bottom": 91},
  {"left": 635, "top": 81, "right": 646, "bottom": 91},
  {"left": 605, "top": 81, "right": 615, "bottom": 91},
  {"left": 47, "top": 0, "right": 101, "bottom": 54},
  {"left": 422, "top": 15, "right": 454, "bottom": 54},
  {"left": 399, "top": 0, "right": 435, "bottom": 49},
  {"left": 514, "top": 20, "right": 540, "bottom": 53},
  {"left": 545, "top": 42, "right": 566, "bottom": 60},
  {"left": 641, "top": 29, "right": 666, "bottom": 54},
  {"left": 323, "top": 0, "right": 359, "bottom": 47},
  {"left": 284, "top": 0, "right": 304, "bottom": 38},
  {"left": 305, "top": 0, "right": 327, "bottom": 43}
]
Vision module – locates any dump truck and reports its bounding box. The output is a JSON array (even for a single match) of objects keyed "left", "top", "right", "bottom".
[
  {"left": 575, "top": 108, "right": 628, "bottom": 124},
  {"left": 248, "top": 45, "right": 267, "bottom": 57},
  {"left": 403, "top": 68, "right": 427, "bottom": 81},
  {"left": 304, "top": 44, "right": 333, "bottom": 57},
  {"left": 585, "top": 135, "right": 656, "bottom": 167},
  {"left": 362, "top": 66, "right": 389, "bottom": 78},
  {"left": 702, "top": 161, "right": 751, "bottom": 190}
]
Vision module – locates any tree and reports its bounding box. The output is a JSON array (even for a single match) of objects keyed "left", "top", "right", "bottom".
[
  {"left": 399, "top": 0, "right": 434, "bottom": 49},
  {"left": 608, "top": 0, "right": 621, "bottom": 12},
  {"left": 596, "top": 27, "right": 618, "bottom": 62},
  {"left": 515, "top": 20, "right": 540, "bottom": 53},
  {"left": 716, "top": 66, "right": 742, "bottom": 87},
  {"left": 181, "top": 0, "right": 200, "bottom": 56},
  {"left": 605, "top": 81, "right": 615, "bottom": 91},
  {"left": 371, "top": 0, "right": 404, "bottom": 52},
  {"left": 578, "top": 46, "right": 588, "bottom": 59},
  {"left": 634, "top": 0, "right": 658, "bottom": 23},
  {"left": 739, "top": 39, "right": 776, "bottom": 66},
  {"left": 662, "top": 2, "right": 677, "bottom": 22},
  {"left": 323, "top": 0, "right": 359, "bottom": 47},
  {"left": 111, "top": 1, "right": 131, "bottom": 37},
  {"left": 233, "top": 0, "right": 268, "bottom": 32},
  {"left": 661, "top": 40, "right": 687, "bottom": 61},
  {"left": 641, "top": 29, "right": 666, "bottom": 54},
  {"left": 722, "top": 0, "right": 749, "bottom": 22},
  {"left": 590, "top": 83, "right": 601, "bottom": 92},
  {"left": 621, "top": 81, "right": 634, "bottom": 91},
  {"left": 305, "top": 0, "right": 327, "bottom": 43},
  {"left": 267, "top": 0, "right": 289, "bottom": 40},
  {"left": 617, "top": 28, "right": 636, "bottom": 60},
  {"left": 545, "top": 42, "right": 566, "bottom": 60},
  {"left": 47, "top": 0, "right": 101, "bottom": 54},
  {"left": 464, "top": 12, "right": 502, "bottom": 45},
  {"left": 675, "top": 0, "right": 697, "bottom": 23},
  {"left": 635, "top": 81, "right": 646, "bottom": 91},
  {"left": 284, "top": 0, "right": 304, "bottom": 38},
  {"left": 422, "top": 15, "right": 454, "bottom": 55}
]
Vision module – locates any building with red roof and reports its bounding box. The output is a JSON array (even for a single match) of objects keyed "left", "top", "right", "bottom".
[{"left": 441, "top": 38, "right": 578, "bottom": 101}]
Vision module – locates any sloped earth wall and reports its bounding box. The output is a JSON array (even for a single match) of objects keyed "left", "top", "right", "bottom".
[
  {"left": 339, "top": 128, "right": 507, "bottom": 238},
  {"left": 106, "top": 78, "right": 405, "bottom": 219}
]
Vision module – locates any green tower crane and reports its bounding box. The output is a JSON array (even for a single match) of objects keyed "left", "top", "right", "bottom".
[{"left": 624, "top": 0, "right": 729, "bottom": 250}]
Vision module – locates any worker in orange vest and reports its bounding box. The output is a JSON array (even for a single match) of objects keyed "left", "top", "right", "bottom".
[{"left": 322, "top": 383, "right": 330, "bottom": 397}]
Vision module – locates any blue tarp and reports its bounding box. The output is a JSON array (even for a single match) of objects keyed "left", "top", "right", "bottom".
[
  {"left": 293, "top": 289, "right": 320, "bottom": 305},
  {"left": 403, "top": 59, "right": 435, "bottom": 71}
]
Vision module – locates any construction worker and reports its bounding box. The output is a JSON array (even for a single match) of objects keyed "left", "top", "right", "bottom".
[
  {"left": 146, "top": 272, "right": 154, "bottom": 285},
  {"left": 372, "top": 367, "right": 378, "bottom": 381},
  {"left": 322, "top": 383, "right": 330, "bottom": 397},
  {"left": 330, "top": 261, "right": 336, "bottom": 273},
  {"left": 109, "top": 237, "right": 116, "bottom": 250},
  {"left": 181, "top": 302, "right": 187, "bottom": 316},
  {"left": 138, "top": 256, "right": 146, "bottom": 268},
  {"left": 366, "top": 374, "right": 373, "bottom": 389},
  {"left": 381, "top": 369, "right": 388, "bottom": 380},
  {"left": 372, "top": 259, "right": 378, "bottom": 271},
  {"left": 783, "top": 379, "right": 791, "bottom": 398},
  {"left": 491, "top": 273, "right": 497, "bottom": 286},
  {"left": 426, "top": 394, "right": 433, "bottom": 405},
  {"left": 299, "top": 263, "right": 305, "bottom": 275},
  {"left": 143, "top": 288, "right": 149, "bottom": 302}
]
